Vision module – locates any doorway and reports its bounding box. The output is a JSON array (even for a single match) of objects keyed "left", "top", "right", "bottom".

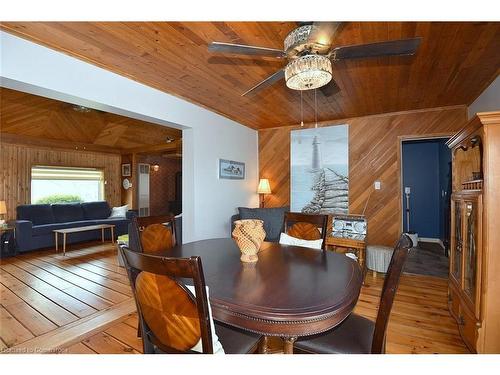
[{"left": 401, "top": 137, "right": 451, "bottom": 278}]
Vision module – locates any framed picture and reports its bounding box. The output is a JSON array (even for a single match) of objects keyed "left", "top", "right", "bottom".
[
  {"left": 219, "top": 159, "right": 245, "bottom": 180},
  {"left": 291, "top": 124, "right": 349, "bottom": 214},
  {"left": 121, "top": 163, "right": 131, "bottom": 177}
]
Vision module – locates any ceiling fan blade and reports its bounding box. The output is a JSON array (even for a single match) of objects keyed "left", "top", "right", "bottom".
[
  {"left": 308, "top": 22, "right": 342, "bottom": 49},
  {"left": 242, "top": 69, "right": 285, "bottom": 97},
  {"left": 331, "top": 37, "right": 422, "bottom": 61},
  {"left": 319, "top": 78, "right": 341, "bottom": 97},
  {"left": 208, "top": 42, "right": 285, "bottom": 58}
]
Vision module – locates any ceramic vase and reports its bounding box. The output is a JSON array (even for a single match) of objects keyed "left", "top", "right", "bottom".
[{"left": 232, "top": 219, "right": 266, "bottom": 263}]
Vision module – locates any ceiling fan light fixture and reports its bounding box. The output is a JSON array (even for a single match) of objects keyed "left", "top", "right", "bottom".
[
  {"left": 285, "top": 55, "right": 332, "bottom": 91},
  {"left": 284, "top": 25, "right": 313, "bottom": 53}
]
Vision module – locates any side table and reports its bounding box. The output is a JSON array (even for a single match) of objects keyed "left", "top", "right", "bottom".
[
  {"left": 0, "top": 225, "right": 17, "bottom": 258},
  {"left": 326, "top": 235, "right": 367, "bottom": 276}
]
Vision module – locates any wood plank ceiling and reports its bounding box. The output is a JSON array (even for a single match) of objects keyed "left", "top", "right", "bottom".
[
  {"left": 1, "top": 22, "right": 498, "bottom": 129},
  {"left": 0, "top": 87, "right": 182, "bottom": 152}
]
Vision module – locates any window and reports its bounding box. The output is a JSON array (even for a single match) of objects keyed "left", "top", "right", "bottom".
[{"left": 31, "top": 166, "right": 105, "bottom": 204}]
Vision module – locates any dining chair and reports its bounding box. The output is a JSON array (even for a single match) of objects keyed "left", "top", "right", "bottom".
[
  {"left": 283, "top": 212, "right": 329, "bottom": 250},
  {"left": 128, "top": 215, "right": 176, "bottom": 254},
  {"left": 294, "top": 233, "right": 413, "bottom": 354},
  {"left": 119, "top": 245, "right": 262, "bottom": 354},
  {"left": 137, "top": 215, "right": 177, "bottom": 245},
  {"left": 127, "top": 216, "right": 177, "bottom": 338}
]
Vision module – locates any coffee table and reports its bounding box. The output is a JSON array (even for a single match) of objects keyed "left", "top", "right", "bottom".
[{"left": 54, "top": 224, "right": 115, "bottom": 255}]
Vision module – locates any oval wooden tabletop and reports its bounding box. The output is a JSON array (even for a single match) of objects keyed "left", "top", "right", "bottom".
[{"left": 164, "top": 238, "right": 363, "bottom": 337}]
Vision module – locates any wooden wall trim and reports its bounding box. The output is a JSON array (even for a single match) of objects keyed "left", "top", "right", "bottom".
[{"left": 259, "top": 106, "right": 468, "bottom": 246}]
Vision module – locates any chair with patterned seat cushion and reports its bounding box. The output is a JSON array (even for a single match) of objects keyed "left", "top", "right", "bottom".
[
  {"left": 282, "top": 212, "right": 329, "bottom": 250},
  {"left": 119, "top": 246, "right": 262, "bottom": 354},
  {"left": 294, "top": 234, "right": 413, "bottom": 354}
]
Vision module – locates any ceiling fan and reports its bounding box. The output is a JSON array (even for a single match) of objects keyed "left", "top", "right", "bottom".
[{"left": 208, "top": 22, "right": 422, "bottom": 97}]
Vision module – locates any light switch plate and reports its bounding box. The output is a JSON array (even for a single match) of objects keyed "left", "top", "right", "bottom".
[{"left": 374, "top": 181, "right": 381, "bottom": 190}]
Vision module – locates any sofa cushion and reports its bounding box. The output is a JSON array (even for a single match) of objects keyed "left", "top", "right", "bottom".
[
  {"left": 81, "top": 201, "right": 111, "bottom": 220},
  {"left": 16, "top": 204, "right": 55, "bottom": 225},
  {"left": 238, "top": 206, "right": 289, "bottom": 242},
  {"left": 32, "top": 220, "right": 98, "bottom": 236},
  {"left": 52, "top": 203, "right": 85, "bottom": 223}
]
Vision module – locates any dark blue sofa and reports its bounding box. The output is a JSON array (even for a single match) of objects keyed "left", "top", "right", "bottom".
[{"left": 15, "top": 201, "right": 136, "bottom": 253}]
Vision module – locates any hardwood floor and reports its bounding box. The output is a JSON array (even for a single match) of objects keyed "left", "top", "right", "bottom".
[
  {"left": 0, "top": 242, "right": 135, "bottom": 352},
  {"left": 0, "top": 242, "right": 469, "bottom": 354}
]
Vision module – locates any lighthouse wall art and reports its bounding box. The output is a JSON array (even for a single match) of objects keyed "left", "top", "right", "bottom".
[{"left": 290, "top": 125, "right": 349, "bottom": 214}]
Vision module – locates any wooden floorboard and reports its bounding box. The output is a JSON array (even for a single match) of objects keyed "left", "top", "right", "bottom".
[
  {"left": 65, "top": 342, "right": 97, "bottom": 354},
  {"left": 1, "top": 242, "right": 469, "bottom": 354},
  {"left": 21, "top": 258, "right": 129, "bottom": 304},
  {"left": 0, "top": 306, "right": 35, "bottom": 347},
  {"left": 355, "top": 273, "right": 469, "bottom": 354},
  {"left": 0, "top": 264, "right": 98, "bottom": 318},
  {"left": 0, "top": 270, "right": 79, "bottom": 326},
  {"left": 4, "top": 258, "right": 113, "bottom": 310},
  {"left": 0, "top": 242, "right": 133, "bottom": 351}
]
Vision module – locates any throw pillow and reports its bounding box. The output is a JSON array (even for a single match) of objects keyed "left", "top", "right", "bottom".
[
  {"left": 108, "top": 204, "right": 128, "bottom": 218},
  {"left": 279, "top": 232, "right": 323, "bottom": 250}
]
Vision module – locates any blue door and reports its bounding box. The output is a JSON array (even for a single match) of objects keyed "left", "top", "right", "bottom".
[{"left": 402, "top": 139, "right": 451, "bottom": 242}]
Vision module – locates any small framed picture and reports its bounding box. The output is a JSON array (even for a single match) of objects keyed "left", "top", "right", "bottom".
[
  {"left": 121, "top": 163, "right": 131, "bottom": 177},
  {"left": 219, "top": 159, "right": 245, "bottom": 180}
]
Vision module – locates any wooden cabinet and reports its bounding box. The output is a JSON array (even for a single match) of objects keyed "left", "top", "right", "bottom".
[
  {"left": 450, "top": 198, "right": 463, "bottom": 286},
  {"left": 447, "top": 112, "right": 500, "bottom": 353}
]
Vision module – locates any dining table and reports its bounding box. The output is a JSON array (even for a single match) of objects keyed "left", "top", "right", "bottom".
[{"left": 163, "top": 238, "right": 363, "bottom": 354}]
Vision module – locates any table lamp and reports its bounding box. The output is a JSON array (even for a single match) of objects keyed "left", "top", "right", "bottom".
[
  {"left": 0, "top": 200, "right": 6, "bottom": 225},
  {"left": 257, "top": 179, "right": 271, "bottom": 208}
]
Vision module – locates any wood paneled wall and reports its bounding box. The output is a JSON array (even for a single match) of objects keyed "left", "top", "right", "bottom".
[
  {"left": 259, "top": 106, "right": 468, "bottom": 246},
  {"left": 0, "top": 142, "right": 121, "bottom": 221}
]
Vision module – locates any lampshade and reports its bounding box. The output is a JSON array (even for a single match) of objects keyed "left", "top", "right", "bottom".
[
  {"left": 0, "top": 201, "right": 6, "bottom": 215},
  {"left": 285, "top": 55, "right": 332, "bottom": 91},
  {"left": 257, "top": 179, "right": 271, "bottom": 194}
]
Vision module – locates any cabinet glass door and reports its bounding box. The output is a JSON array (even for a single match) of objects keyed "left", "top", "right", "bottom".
[
  {"left": 464, "top": 198, "right": 480, "bottom": 305},
  {"left": 451, "top": 199, "right": 463, "bottom": 283}
]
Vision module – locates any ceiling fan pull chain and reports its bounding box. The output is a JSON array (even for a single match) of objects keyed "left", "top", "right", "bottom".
[
  {"left": 300, "top": 90, "right": 304, "bottom": 127},
  {"left": 314, "top": 88, "right": 318, "bottom": 128}
]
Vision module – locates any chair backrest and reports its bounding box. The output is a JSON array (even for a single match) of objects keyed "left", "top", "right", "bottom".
[
  {"left": 371, "top": 234, "right": 413, "bottom": 353},
  {"left": 137, "top": 215, "right": 177, "bottom": 247},
  {"left": 128, "top": 215, "right": 176, "bottom": 253},
  {"left": 119, "top": 246, "right": 213, "bottom": 354},
  {"left": 283, "top": 212, "right": 329, "bottom": 250}
]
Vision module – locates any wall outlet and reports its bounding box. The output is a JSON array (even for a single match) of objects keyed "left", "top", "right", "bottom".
[
  {"left": 405, "top": 186, "right": 411, "bottom": 194},
  {"left": 374, "top": 181, "right": 381, "bottom": 190}
]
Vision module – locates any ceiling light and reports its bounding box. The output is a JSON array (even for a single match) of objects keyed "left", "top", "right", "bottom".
[{"left": 285, "top": 55, "right": 332, "bottom": 91}]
